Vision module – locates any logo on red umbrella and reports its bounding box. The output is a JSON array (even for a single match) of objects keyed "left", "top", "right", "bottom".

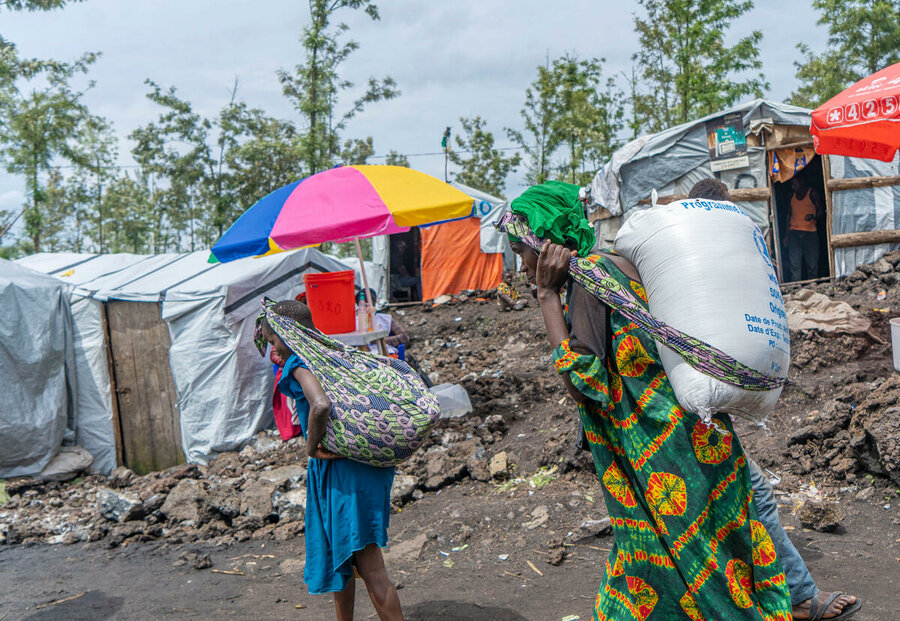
[{"left": 827, "top": 107, "right": 843, "bottom": 124}]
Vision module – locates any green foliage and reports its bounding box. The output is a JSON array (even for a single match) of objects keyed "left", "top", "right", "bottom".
[
  {"left": 0, "top": 52, "right": 96, "bottom": 251},
  {"left": 549, "top": 55, "right": 624, "bottom": 185},
  {"left": 448, "top": 116, "right": 520, "bottom": 197},
  {"left": 509, "top": 55, "right": 623, "bottom": 186},
  {"left": 129, "top": 80, "right": 307, "bottom": 253},
  {"left": 340, "top": 136, "right": 374, "bottom": 164},
  {"left": 508, "top": 62, "right": 562, "bottom": 186},
  {"left": 278, "top": 0, "right": 399, "bottom": 174},
  {"left": 129, "top": 81, "right": 212, "bottom": 252},
  {"left": 222, "top": 106, "right": 303, "bottom": 222},
  {"left": 1, "top": 0, "right": 80, "bottom": 9},
  {"left": 384, "top": 149, "right": 409, "bottom": 167},
  {"left": 791, "top": 0, "right": 900, "bottom": 108},
  {"left": 631, "top": 0, "right": 767, "bottom": 133}
]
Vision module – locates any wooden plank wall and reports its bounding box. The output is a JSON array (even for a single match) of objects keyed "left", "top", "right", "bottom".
[{"left": 106, "top": 301, "right": 185, "bottom": 474}]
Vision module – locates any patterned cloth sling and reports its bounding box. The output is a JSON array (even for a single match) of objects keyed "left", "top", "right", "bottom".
[
  {"left": 256, "top": 298, "right": 440, "bottom": 466},
  {"left": 496, "top": 212, "right": 789, "bottom": 391}
]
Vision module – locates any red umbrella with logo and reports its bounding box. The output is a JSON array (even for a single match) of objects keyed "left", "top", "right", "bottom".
[{"left": 810, "top": 61, "right": 900, "bottom": 162}]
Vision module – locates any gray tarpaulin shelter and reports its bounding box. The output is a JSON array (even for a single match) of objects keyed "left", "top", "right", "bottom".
[
  {"left": 587, "top": 98, "right": 900, "bottom": 281},
  {"left": 17, "top": 248, "right": 352, "bottom": 474},
  {"left": 0, "top": 259, "right": 76, "bottom": 478}
]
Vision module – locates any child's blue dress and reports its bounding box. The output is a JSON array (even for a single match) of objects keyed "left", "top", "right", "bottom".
[{"left": 278, "top": 354, "right": 395, "bottom": 594}]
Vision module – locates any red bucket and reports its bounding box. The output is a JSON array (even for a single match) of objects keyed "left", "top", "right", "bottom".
[{"left": 303, "top": 270, "right": 356, "bottom": 334}]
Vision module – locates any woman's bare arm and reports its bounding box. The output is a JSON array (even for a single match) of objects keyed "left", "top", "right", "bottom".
[
  {"left": 293, "top": 367, "right": 342, "bottom": 459},
  {"left": 535, "top": 241, "right": 588, "bottom": 405}
]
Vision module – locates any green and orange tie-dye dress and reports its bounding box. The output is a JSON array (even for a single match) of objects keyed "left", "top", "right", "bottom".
[{"left": 554, "top": 256, "right": 792, "bottom": 621}]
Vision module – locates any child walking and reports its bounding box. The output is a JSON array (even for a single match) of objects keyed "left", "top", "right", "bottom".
[{"left": 258, "top": 300, "right": 404, "bottom": 621}]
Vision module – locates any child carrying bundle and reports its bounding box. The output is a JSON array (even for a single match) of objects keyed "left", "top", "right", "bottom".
[{"left": 255, "top": 299, "right": 406, "bottom": 620}]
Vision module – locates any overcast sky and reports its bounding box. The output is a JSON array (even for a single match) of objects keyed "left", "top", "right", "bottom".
[{"left": 0, "top": 0, "right": 828, "bottom": 214}]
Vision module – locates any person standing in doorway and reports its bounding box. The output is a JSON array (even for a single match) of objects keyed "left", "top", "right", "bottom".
[{"left": 786, "top": 176, "right": 823, "bottom": 281}]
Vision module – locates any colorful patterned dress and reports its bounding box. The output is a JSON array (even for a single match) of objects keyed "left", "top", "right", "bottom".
[{"left": 553, "top": 256, "right": 792, "bottom": 621}]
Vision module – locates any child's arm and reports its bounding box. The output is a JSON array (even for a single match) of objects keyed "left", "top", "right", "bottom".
[{"left": 292, "top": 367, "right": 343, "bottom": 460}]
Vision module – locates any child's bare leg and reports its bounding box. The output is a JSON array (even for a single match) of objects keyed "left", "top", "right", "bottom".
[
  {"left": 354, "top": 543, "right": 403, "bottom": 621},
  {"left": 333, "top": 575, "right": 355, "bottom": 621}
]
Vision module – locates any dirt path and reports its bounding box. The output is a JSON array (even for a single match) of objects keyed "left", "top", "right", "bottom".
[{"left": 1, "top": 479, "right": 895, "bottom": 620}]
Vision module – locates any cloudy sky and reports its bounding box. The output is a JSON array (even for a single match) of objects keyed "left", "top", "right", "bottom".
[{"left": 0, "top": 0, "right": 828, "bottom": 213}]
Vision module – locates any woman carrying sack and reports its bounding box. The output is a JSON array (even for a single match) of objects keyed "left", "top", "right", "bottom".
[{"left": 498, "top": 181, "right": 792, "bottom": 621}]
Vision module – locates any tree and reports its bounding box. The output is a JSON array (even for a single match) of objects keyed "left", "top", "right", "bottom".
[
  {"left": 0, "top": 0, "right": 92, "bottom": 252},
  {"left": 549, "top": 55, "right": 624, "bottom": 185},
  {"left": 384, "top": 149, "right": 409, "bottom": 167},
  {"left": 631, "top": 0, "right": 767, "bottom": 132},
  {"left": 509, "top": 55, "right": 624, "bottom": 186},
  {"left": 278, "top": 0, "right": 399, "bottom": 174},
  {"left": 0, "top": 53, "right": 96, "bottom": 251},
  {"left": 130, "top": 81, "right": 215, "bottom": 252},
  {"left": 448, "top": 116, "right": 520, "bottom": 197},
  {"left": 507, "top": 62, "right": 561, "bottom": 185},
  {"left": 2, "top": 1, "right": 81, "bottom": 9},
  {"left": 101, "top": 174, "right": 152, "bottom": 253},
  {"left": 791, "top": 0, "right": 900, "bottom": 108},
  {"left": 224, "top": 110, "right": 303, "bottom": 216},
  {"left": 340, "top": 136, "right": 374, "bottom": 164},
  {"left": 64, "top": 115, "right": 118, "bottom": 252}
]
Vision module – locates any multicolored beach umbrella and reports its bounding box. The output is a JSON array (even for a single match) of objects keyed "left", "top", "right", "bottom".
[{"left": 209, "top": 165, "right": 474, "bottom": 263}]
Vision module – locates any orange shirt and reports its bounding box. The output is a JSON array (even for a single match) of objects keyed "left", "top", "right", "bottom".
[{"left": 790, "top": 191, "right": 817, "bottom": 232}]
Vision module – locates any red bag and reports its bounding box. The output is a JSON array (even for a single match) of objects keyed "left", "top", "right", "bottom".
[{"left": 272, "top": 367, "right": 303, "bottom": 441}]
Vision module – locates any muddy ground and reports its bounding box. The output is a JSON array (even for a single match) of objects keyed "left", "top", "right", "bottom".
[{"left": 2, "top": 266, "right": 900, "bottom": 620}]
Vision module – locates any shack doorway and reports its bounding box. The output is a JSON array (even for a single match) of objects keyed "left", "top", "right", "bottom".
[
  {"left": 388, "top": 229, "right": 422, "bottom": 302},
  {"left": 772, "top": 155, "right": 830, "bottom": 283}
]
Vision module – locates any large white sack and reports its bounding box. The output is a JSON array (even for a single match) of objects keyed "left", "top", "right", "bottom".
[{"left": 615, "top": 198, "right": 789, "bottom": 422}]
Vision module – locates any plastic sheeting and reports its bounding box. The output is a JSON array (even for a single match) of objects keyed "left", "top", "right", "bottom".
[
  {"left": 17, "top": 248, "right": 353, "bottom": 467},
  {"left": 829, "top": 153, "right": 900, "bottom": 277},
  {"left": 16, "top": 253, "right": 166, "bottom": 475},
  {"left": 68, "top": 297, "right": 117, "bottom": 474},
  {"left": 0, "top": 260, "right": 76, "bottom": 477},
  {"left": 421, "top": 217, "right": 503, "bottom": 299}
]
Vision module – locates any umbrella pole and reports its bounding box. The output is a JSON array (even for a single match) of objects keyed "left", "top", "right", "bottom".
[
  {"left": 354, "top": 237, "right": 373, "bottom": 308},
  {"left": 354, "top": 237, "right": 387, "bottom": 355}
]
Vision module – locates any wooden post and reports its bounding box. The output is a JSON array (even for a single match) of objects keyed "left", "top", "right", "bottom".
[
  {"left": 764, "top": 139, "right": 814, "bottom": 151},
  {"left": 101, "top": 302, "right": 125, "bottom": 467},
  {"left": 638, "top": 187, "right": 771, "bottom": 205},
  {"left": 830, "top": 229, "right": 900, "bottom": 248},
  {"left": 822, "top": 155, "right": 836, "bottom": 281},
  {"left": 826, "top": 174, "right": 900, "bottom": 191}
]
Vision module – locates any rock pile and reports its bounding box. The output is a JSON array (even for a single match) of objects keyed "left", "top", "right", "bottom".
[
  {"left": 1, "top": 407, "right": 521, "bottom": 548},
  {"left": 780, "top": 375, "right": 900, "bottom": 486}
]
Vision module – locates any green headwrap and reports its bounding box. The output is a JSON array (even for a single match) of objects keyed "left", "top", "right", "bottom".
[{"left": 508, "top": 180, "right": 595, "bottom": 257}]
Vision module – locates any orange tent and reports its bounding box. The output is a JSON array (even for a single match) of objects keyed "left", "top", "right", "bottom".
[{"left": 420, "top": 216, "right": 503, "bottom": 299}]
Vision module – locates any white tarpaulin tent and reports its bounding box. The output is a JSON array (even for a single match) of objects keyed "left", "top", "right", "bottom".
[
  {"left": 17, "top": 248, "right": 353, "bottom": 471},
  {"left": 0, "top": 259, "right": 77, "bottom": 477}
]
